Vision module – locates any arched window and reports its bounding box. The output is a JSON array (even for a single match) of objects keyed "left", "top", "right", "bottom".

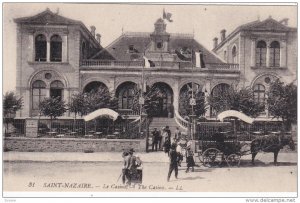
[
  {"left": 232, "top": 46, "right": 237, "bottom": 63},
  {"left": 121, "top": 88, "right": 135, "bottom": 109},
  {"left": 35, "top": 34, "right": 47, "bottom": 62},
  {"left": 270, "top": 41, "right": 280, "bottom": 67},
  {"left": 50, "top": 80, "right": 64, "bottom": 100},
  {"left": 50, "top": 35, "right": 62, "bottom": 62},
  {"left": 82, "top": 41, "right": 87, "bottom": 60},
  {"left": 253, "top": 84, "right": 265, "bottom": 104},
  {"left": 210, "top": 83, "right": 230, "bottom": 117},
  {"left": 256, "top": 40, "right": 267, "bottom": 67},
  {"left": 32, "top": 80, "right": 46, "bottom": 112}
]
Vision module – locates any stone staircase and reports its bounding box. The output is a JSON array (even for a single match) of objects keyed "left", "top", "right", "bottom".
[{"left": 149, "top": 117, "right": 187, "bottom": 136}]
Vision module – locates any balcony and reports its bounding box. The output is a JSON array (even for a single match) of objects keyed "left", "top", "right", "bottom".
[{"left": 80, "top": 60, "right": 240, "bottom": 73}]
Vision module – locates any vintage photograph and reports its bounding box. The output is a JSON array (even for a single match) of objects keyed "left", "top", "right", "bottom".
[{"left": 2, "top": 2, "right": 297, "bottom": 198}]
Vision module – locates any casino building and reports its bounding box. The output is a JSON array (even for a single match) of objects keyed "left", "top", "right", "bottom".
[{"left": 13, "top": 9, "right": 297, "bottom": 129}]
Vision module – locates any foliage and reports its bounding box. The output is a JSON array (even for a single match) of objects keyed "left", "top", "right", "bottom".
[
  {"left": 267, "top": 80, "right": 297, "bottom": 130},
  {"left": 3, "top": 91, "right": 23, "bottom": 134},
  {"left": 40, "top": 97, "right": 67, "bottom": 120},
  {"left": 131, "top": 85, "right": 165, "bottom": 117},
  {"left": 208, "top": 85, "right": 265, "bottom": 117},
  {"left": 3, "top": 91, "right": 23, "bottom": 118},
  {"left": 68, "top": 92, "right": 85, "bottom": 118},
  {"left": 179, "top": 89, "right": 206, "bottom": 118}
]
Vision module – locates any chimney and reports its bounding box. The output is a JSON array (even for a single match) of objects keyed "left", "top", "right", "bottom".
[
  {"left": 220, "top": 29, "right": 226, "bottom": 42},
  {"left": 279, "top": 18, "right": 289, "bottom": 26},
  {"left": 90, "top": 26, "right": 96, "bottom": 37},
  {"left": 213, "top": 37, "right": 218, "bottom": 49},
  {"left": 96, "top": 33, "right": 101, "bottom": 44}
]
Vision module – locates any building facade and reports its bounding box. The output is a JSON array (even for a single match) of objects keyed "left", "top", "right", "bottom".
[
  {"left": 14, "top": 9, "right": 297, "bottom": 122},
  {"left": 212, "top": 16, "right": 297, "bottom": 117}
]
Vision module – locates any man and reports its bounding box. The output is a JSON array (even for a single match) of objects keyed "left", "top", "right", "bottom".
[
  {"left": 122, "top": 150, "right": 131, "bottom": 185},
  {"left": 174, "top": 127, "right": 181, "bottom": 141},
  {"left": 167, "top": 143, "right": 179, "bottom": 181},
  {"left": 152, "top": 128, "right": 160, "bottom": 151},
  {"left": 165, "top": 126, "right": 171, "bottom": 141}
]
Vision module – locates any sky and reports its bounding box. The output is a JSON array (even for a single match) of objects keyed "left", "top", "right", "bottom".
[{"left": 2, "top": 3, "right": 297, "bottom": 93}]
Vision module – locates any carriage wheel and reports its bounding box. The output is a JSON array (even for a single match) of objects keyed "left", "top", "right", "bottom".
[
  {"left": 226, "top": 153, "right": 241, "bottom": 167},
  {"left": 202, "top": 148, "right": 223, "bottom": 168}
]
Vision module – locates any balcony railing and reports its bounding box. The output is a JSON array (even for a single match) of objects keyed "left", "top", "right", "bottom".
[{"left": 80, "top": 60, "right": 240, "bottom": 72}]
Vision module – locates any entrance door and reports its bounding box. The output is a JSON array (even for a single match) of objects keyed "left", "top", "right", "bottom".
[{"left": 152, "top": 82, "right": 173, "bottom": 118}]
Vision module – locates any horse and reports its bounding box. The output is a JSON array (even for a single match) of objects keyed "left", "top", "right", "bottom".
[{"left": 251, "top": 134, "right": 295, "bottom": 166}]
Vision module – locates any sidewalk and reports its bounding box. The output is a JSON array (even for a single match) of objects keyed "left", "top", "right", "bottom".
[
  {"left": 3, "top": 151, "right": 170, "bottom": 163},
  {"left": 3, "top": 151, "right": 297, "bottom": 164}
]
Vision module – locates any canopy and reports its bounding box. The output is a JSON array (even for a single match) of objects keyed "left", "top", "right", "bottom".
[
  {"left": 217, "top": 110, "right": 254, "bottom": 124},
  {"left": 83, "top": 108, "right": 119, "bottom": 122}
]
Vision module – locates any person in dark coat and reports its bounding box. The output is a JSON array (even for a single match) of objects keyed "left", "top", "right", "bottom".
[
  {"left": 163, "top": 137, "right": 171, "bottom": 155},
  {"left": 167, "top": 143, "right": 179, "bottom": 181},
  {"left": 152, "top": 128, "right": 160, "bottom": 151},
  {"left": 165, "top": 126, "right": 171, "bottom": 141},
  {"left": 185, "top": 146, "right": 196, "bottom": 172},
  {"left": 122, "top": 151, "right": 131, "bottom": 185}
]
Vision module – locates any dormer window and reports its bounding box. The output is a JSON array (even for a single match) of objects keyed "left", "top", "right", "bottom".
[
  {"left": 157, "top": 42, "right": 162, "bottom": 49},
  {"left": 128, "top": 45, "right": 138, "bottom": 53}
]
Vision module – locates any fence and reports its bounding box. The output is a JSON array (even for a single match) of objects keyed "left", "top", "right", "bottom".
[
  {"left": 195, "top": 120, "right": 286, "bottom": 142},
  {"left": 3, "top": 119, "right": 26, "bottom": 136}
]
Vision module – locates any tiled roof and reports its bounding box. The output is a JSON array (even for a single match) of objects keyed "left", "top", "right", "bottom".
[{"left": 92, "top": 32, "right": 224, "bottom": 64}]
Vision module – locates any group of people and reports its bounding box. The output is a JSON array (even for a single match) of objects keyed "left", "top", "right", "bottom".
[
  {"left": 151, "top": 126, "right": 199, "bottom": 181},
  {"left": 121, "top": 148, "right": 143, "bottom": 185}
]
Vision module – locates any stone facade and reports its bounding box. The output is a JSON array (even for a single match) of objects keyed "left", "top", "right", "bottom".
[{"left": 4, "top": 137, "right": 146, "bottom": 152}]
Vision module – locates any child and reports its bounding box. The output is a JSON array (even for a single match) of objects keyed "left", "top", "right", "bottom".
[{"left": 186, "top": 147, "right": 195, "bottom": 173}]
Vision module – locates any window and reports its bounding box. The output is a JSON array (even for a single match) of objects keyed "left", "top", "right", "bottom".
[
  {"left": 82, "top": 41, "right": 87, "bottom": 59},
  {"left": 224, "top": 50, "right": 227, "bottom": 61},
  {"left": 32, "top": 80, "right": 46, "bottom": 111},
  {"left": 232, "top": 46, "right": 237, "bottom": 63},
  {"left": 256, "top": 40, "right": 267, "bottom": 67},
  {"left": 50, "top": 80, "right": 64, "bottom": 100},
  {"left": 253, "top": 84, "right": 265, "bottom": 104},
  {"left": 35, "top": 34, "right": 47, "bottom": 62},
  {"left": 50, "top": 35, "right": 62, "bottom": 62},
  {"left": 270, "top": 41, "right": 280, "bottom": 67},
  {"left": 121, "top": 88, "right": 134, "bottom": 109},
  {"left": 157, "top": 42, "right": 162, "bottom": 49}
]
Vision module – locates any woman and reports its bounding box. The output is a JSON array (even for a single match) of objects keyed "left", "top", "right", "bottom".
[{"left": 186, "top": 146, "right": 196, "bottom": 172}]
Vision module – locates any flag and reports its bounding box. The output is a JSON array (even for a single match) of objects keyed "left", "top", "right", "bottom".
[
  {"left": 143, "top": 56, "right": 155, "bottom": 68},
  {"left": 195, "top": 50, "right": 206, "bottom": 68},
  {"left": 163, "top": 9, "right": 173, "bottom": 22}
]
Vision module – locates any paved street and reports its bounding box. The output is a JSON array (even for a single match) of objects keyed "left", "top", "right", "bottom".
[{"left": 3, "top": 151, "right": 297, "bottom": 193}]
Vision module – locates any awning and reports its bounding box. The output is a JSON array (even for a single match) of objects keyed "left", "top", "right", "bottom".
[
  {"left": 217, "top": 110, "right": 254, "bottom": 124},
  {"left": 83, "top": 108, "right": 119, "bottom": 122}
]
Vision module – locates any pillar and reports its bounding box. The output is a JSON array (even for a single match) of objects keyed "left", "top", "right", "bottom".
[
  {"left": 204, "top": 81, "right": 211, "bottom": 118},
  {"left": 250, "top": 38, "right": 256, "bottom": 67},
  {"left": 46, "top": 40, "right": 50, "bottom": 62},
  {"left": 173, "top": 81, "right": 179, "bottom": 113},
  {"left": 266, "top": 43, "right": 270, "bottom": 67},
  {"left": 280, "top": 40, "right": 287, "bottom": 68},
  {"left": 28, "top": 34, "right": 34, "bottom": 61},
  {"left": 62, "top": 35, "right": 68, "bottom": 62}
]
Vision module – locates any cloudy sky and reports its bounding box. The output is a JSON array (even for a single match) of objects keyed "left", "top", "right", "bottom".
[{"left": 3, "top": 3, "right": 297, "bottom": 92}]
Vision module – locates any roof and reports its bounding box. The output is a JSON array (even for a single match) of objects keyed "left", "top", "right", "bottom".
[
  {"left": 92, "top": 32, "right": 225, "bottom": 64},
  {"left": 213, "top": 17, "right": 297, "bottom": 51},
  {"left": 14, "top": 8, "right": 82, "bottom": 25}
]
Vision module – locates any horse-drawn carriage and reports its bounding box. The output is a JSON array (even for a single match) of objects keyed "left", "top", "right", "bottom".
[{"left": 194, "top": 110, "right": 295, "bottom": 167}]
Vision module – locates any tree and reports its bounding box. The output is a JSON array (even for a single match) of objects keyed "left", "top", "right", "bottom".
[
  {"left": 179, "top": 88, "right": 206, "bottom": 118},
  {"left": 3, "top": 91, "right": 23, "bottom": 134},
  {"left": 208, "top": 85, "right": 265, "bottom": 117},
  {"left": 267, "top": 80, "right": 297, "bottom": 131},
  {"left": 40, "top": 97, "right": 67, "bottom": 131},
  {"left": 68, "top": 92, "right": 86, "bottom": 130}
]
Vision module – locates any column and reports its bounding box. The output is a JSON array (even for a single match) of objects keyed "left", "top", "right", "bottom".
[
  {"left": 266, "top": 42, "right": 270, "bottom": 67},
  {"left": 62, "top": 35, "right": 68, "bottom": 62},
  {"left": 28, "top": 34, "right": 34, "bottom": 62},
  {"left": 280, "top": 40, "right": 287, "bottom": 68},
  {"left": 46, "top": 40, "right": 50, "bottom": 62},
  {"left": 204, "top": 81, "right": 211, "bottom": 118},
  {"left": 250, "top": 38, "right": 256, "bottom": 67},
  {"left": 173, "top": 81, "right": 179, "bottom": 113}
]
